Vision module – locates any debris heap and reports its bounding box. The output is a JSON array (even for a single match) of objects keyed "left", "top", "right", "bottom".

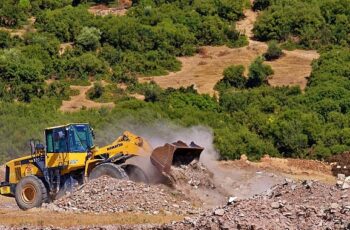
[
  {"left": 162, "top": 180, "right": 350, "bottom": 230},
  {"left": 169, "top": 160, "right": 215, "bottom": 189},
  {"left": 45, "top": 177, "right": 200, "bottom": 215}
]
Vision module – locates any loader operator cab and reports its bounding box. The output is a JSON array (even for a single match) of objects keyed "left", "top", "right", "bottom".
[{"left": 45, "top": 124, "right": 94, "bottom": 153}]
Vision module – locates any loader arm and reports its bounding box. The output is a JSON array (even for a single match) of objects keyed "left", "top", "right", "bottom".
[{"left": 91, "top": 131, "right": 152, "bottom": 159}]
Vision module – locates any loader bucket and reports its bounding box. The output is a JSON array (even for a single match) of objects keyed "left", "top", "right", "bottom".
[{"left": 150, "top": 141, "right": 204, "bottom": 174}]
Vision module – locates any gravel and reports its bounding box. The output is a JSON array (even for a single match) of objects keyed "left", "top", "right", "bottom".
[
  {"left": 159, "top": 180, "right": 350, "bottom": 230},
  {"left": 44, "top": 177, "right": 200, "bottom": 215}
]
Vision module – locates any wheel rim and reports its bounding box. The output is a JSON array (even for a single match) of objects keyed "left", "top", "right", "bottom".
[{"left": 21, "top": 184, "right": 37, "bottom": 204}]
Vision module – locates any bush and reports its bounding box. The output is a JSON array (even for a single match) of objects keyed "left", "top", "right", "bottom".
[
  {"left": 247, "top": 56, "right": 274, "bottom": 88},
  {"left": 252, "top": 0, "right": 270, "bottom": 11},
  {"left": 65, "top": 53, "right": 109, "bottom": 79},
  {"left": 76, "top": 27, "right": 101, "bottom": 51},
  {"left": 215, "top": 65, "right": 246, "bottom": 91},
  {"left": 264, "top": 40, "right": 283, "bottom": 60},
  {"left": 87, "top": 82, "right": 104, "bottom": 100},
  {"left": 252, "top": 0, "right": 350, "bottom": 48},
  {"left": 0, "top": 31, "right": 11, "bottom": 48}
]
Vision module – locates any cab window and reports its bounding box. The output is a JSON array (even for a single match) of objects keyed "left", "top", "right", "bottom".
[
  {"left": 68, "top": 126, "right": 85, "bottom": 152},
  {"left": 46, "top": 128, "right": 68, "bottom": 153}
]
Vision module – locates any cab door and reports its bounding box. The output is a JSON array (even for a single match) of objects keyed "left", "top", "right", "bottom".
[{"left": 45, "top": 128, "right": 69, "bottom": 168}]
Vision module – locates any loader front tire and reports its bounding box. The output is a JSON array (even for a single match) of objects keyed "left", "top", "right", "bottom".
[
  {"left": 89, "top": 163, "right": 129, "bottom": 180},
  {"left": 124, "top": 164, "right": 149, "bottom": 184},
  {"left": 15, "top": 175, "right": 48, "bottom": 210}
]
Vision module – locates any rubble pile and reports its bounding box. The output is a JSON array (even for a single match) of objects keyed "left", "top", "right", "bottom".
[
  {"left": 45, "top": 177, "right": 200, "bottom": 215},
  {"left": 170, "top": 160, "right": 215, "bottom": 189},
  {"left": 163, "top": 180, "right": 350, "bottom": 230},
  {"left": 329, "top": 152, "right": 350, "bottom": 176}
]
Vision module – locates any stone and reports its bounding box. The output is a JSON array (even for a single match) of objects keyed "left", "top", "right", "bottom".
[
  {"left": 342, "top": 182, "right": 349, "bottom": 190},
  {"left": 337, "top": 174, "right": 346, "bottom": 181},
  {"left": 271, "top": 202, "right": 281, "bottom": 209},
  {"left": 330, "top": 203, "right": 339, "bottom": 209},
  {"left": 228, "top": 196, "right": 238, "bottom": 205},
  {"left": 214, "top": 209, "right": 225, "bottom": 216},
  {"left": 336, "top": 180, "right": 344, "bottom": 187},
  {"left": 302, "top": 180, "right": 313, "bottom": 189}
]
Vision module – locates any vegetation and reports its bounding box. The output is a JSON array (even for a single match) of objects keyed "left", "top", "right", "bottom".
[
  {"left": 215, "top": 65, "right": 246, "bottom": 91},
  {"left": 253, "top": 0, "right": 350, "bottom": 48},
  {"left": 246, "top": 57, "right": 274, "bottom": 88},
  {"left": 264, "top": 40, "right": 283, "bottom": 61},
  {"left": 0, "top": 0, "right": 349, "bottom": 163},
  {"left": 87, "top": 82, "right": 104, "bottom": 100}
]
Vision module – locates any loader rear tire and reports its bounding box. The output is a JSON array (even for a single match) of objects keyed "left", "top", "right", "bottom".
[
  {"left": 89, "top": 163, "right": 129, "bottom": 180},
  {"left": 15, "top": 175, "right": 48, "bottom": 210}
]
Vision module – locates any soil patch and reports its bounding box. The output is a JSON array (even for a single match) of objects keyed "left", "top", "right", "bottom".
[
  {"left": 59, "top": 82, "right": 114, "bottom": 112},
  {"left": 140, "top": 9, "right": 319, "bottom": 95}
]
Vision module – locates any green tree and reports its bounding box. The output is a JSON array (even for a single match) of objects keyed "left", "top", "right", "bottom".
[
  {"left": 264, "top": 40, "right": 283, "bottom": 60},
  {"left": 247, "top": 56, "right": 274, "bottom": 88},
  {"left": 76, "top": 27, "right": 101, "bottom": 51},
  {"left": 215, "top": 65, "right": 246, "bottom": 91}
]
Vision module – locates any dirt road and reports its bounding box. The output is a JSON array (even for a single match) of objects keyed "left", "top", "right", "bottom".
[{"left": 59, "top": 83, "right": 114, "bottom": 112}]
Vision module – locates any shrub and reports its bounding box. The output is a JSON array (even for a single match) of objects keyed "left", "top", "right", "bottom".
[
  {"left": 247, "top": 56, "right": 274, "bottom": 88},
  {"left": 215, "top": 65, "right": 246, "bottom": 91},
  {"left": 264, "top": 40, "right": 283, "bottom": 60},
  {"left": 0, "top": 31, "right": 11, "bottom": 48},
  {"left": 87, "top": 82, "right": 104, "bottom": 100},
  {"left": 252, "top": 0, "right": 270, "bottom": 11},
  {"left": 76, "top": 27, "right": 101, "bottom": 51}
]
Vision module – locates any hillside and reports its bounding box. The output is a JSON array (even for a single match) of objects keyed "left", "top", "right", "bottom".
[
  {"left": 0, "top": 0, "right": 350, "bottom": 229},
  {"left": 141, "top": 8, "right": 319, "bottom": 94},
  {"left": 0, "top": 0, "right": 348, "bottom": 164}
]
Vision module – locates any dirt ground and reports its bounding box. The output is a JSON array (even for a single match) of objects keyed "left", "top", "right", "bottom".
[
  {"left": 140, "top": 9, "right": 319, "bottom": 95},
  {"left": 0, "top": 17, "right": 36, "bottom": 38},
  {"left": 220, "top": 155, "right": 336, "bottom": 185},
  {"left": 59, "top": 82, "right": 115, "bottom": 112},
  {"left": 88, "top": 1, "right": 132, "bottom": 17},
  {"left": 0, "top": 156, "right": 338, "bottom": 228}
]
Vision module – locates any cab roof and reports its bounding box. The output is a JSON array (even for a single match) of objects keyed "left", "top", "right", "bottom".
[{"left": 45, "top": 123, "right": 90, "bottom": 130}]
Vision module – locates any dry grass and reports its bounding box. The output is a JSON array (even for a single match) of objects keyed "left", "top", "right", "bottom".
[
  {"left": 267, "top": 50, "right": 319, "bottom": 90},
  {"left": 0, "top": 208, "right": 182, "bottom": 227},
  {"left": 139, "top": 9, "right": 319, "bottom": 95},
  {"left": 220, "top": 156, "right": 336, "bottom": 185},
  {"left": 59, "top": 81, "right": 115, "bottom": 112}
]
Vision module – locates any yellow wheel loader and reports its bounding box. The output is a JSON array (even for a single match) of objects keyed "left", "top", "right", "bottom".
[{"left": 0, "top": 123, "right": 203, "bottom": 210}]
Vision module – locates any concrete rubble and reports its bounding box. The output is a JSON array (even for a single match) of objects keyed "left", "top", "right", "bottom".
[
  {"left": 44, "top": 176, "right": 201, "bottom": 215},
  {"left": 2, "top": 162, "right": 350, "bottom": 229},
  {"left": 157, "top": 180, "right": 350, "bottom": 230}
]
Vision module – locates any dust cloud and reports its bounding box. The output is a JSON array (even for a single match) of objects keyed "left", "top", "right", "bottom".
[{"left": 95, "top": 119, "right": 283, "bottom": 200}]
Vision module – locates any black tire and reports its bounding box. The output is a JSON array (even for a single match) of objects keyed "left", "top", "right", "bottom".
[
  {"left": 89, "top": 163, "right": 129, "bottom": 180},
  {"left": 15, "top": 175, "right": 48, "bottom": 210},
  {"left": 123, "top": 165, "right": 149, "bottom": 184}
]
